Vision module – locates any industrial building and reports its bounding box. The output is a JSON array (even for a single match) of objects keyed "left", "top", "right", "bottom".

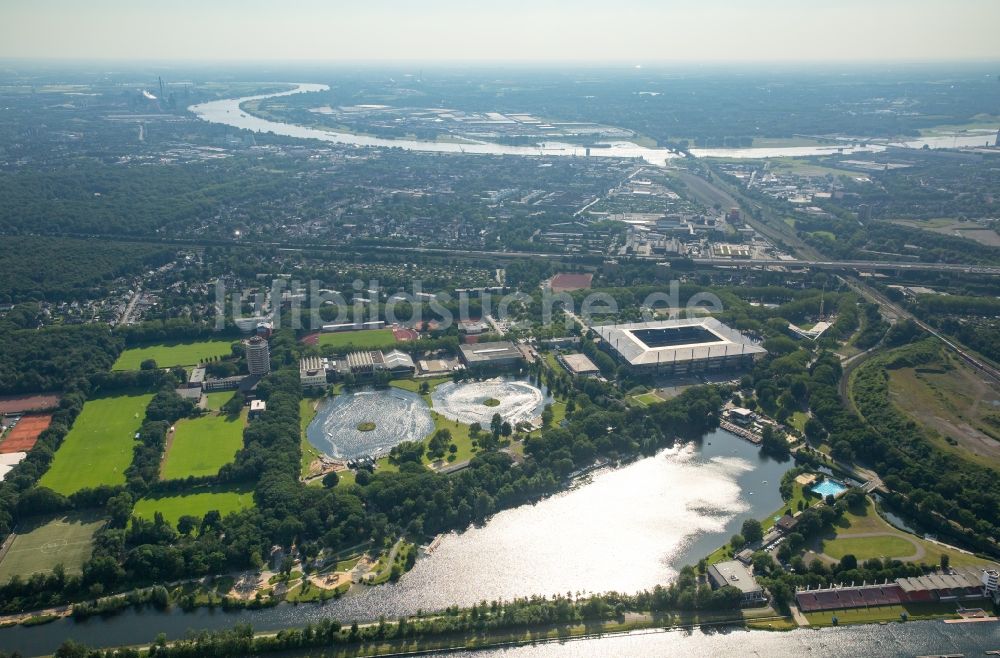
[
  {"left": 299, "top": 356, "right": 330, "bottom": 388},
  {"left": 557, "top": 352, "right": 601, "bottom": 376},
  {"left": 244, "top": 336, "right": 271, "bottom": 376},
  {"left": 592, "top": 318, "right": 766, "bottom": 374},
  {"left": 459, "top": 341, "right": 525, "bottom": 369},
  {"left": 382, "top": 349, "right": 416, "bottom": 374},
  {"left": 345, "top": 350, "right": 383, "bottom": 374},
  {"left": 707, "top": 560, "right": 766, "bottom": 606}
]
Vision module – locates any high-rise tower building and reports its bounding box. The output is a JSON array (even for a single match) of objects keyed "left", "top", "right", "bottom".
[{"left": 245, "top": 336, "right": 271, "bottom": 376}]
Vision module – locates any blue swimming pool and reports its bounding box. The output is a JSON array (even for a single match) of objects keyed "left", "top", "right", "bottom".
[{"left": 813, "top": 479, "right": 848, "bottom": 498}]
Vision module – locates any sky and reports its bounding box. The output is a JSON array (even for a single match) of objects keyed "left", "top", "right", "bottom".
[{"left": 2, "top": 0, "right": 999, "bottom": 63}]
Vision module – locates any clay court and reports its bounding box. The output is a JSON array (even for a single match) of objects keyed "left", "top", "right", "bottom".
[
  {"left": 300, "top": 332, "right": 320, "bottom": 346},
  {"left": 0, "top": 414, "right": 51, "bottom": 453},
  {"left": 0, "top": 394, "right": 60, "bottom": 414}
]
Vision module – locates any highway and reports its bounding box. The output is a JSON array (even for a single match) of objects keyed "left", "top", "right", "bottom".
[{"left": 692, "top": 257, "right": 1000, "bottom": 275}]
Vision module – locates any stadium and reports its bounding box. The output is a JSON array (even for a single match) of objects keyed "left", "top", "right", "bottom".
[{"left": 592, "top": 318, "right": 766, "bottom": 374}]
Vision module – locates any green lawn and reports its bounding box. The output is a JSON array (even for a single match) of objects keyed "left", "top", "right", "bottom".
[
  {"left": 763, "top": 483, "right": 814, "bottom": 532},
  {"left": 133, "top": 487, "right": 255, "bottom": 528},
  {"left": 824, "top": 535, "right": 921, "bottom": 561},
  {"left": 375, "top": 409, "right": 479, "bottom": 474},
  {"left": 390, "top": 376, "right": 450, "bottom": 404},
  {"left": 316, "top": 329, "right": 396, "bottom": 352},
  {"left": 204, "top": 391, "right": 237, "bottom": 411},
  {"left": 113, "top": 338, "right": 237, "bottom": 371},
  {"left": 161, "top": 409, "right": 246, "bottom": 480},
  {"left": 39, "top": 393, "right": 153, "bottom": 494},
  {"left": 424, "top": 412, "right": 477, "bottom": 466},
  {"left": 300, "top": 397, "right": 322, "bottom": 477},
  {"left": 0, "top": 512, "right": 105, "bottom": 580},
  {"left": 632, "top": 392, "right": 664, "bottom": 407},
  {"left": 819, "top": 499, "right": 990, "bottom": 567},
  {"left": 788, "top": 411, "right": 809, "bottom": 433}
]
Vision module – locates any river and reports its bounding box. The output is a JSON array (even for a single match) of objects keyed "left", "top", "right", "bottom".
[
  {"left": 2, "top": 429, "right": 806, "bottom": 656},
  {"left": 188, "top": 84, "right": 893, "bottom": 163}
]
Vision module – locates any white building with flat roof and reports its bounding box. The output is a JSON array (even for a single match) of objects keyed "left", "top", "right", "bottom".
[{"left": 707, "top": 560, "right": 766, "bottom": 606}]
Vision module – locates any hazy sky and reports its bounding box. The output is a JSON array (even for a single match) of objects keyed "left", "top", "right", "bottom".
[{"left": 2, "top": 0, "right": 999, "bottom": 63}]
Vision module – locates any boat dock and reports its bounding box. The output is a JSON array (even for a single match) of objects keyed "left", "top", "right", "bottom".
[{"left": 720, "top": 420, "right": 762, "bottom": 444}]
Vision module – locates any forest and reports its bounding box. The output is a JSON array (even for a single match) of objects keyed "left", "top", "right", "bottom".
[{"left": 0, "top": 237, "right": 174, "bottom": 303}]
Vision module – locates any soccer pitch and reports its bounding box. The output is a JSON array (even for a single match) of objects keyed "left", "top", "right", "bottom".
[
  {"left": 112, "top": 338, "right": 236, "bottom": 371},
  {"left": 133, "top": 487, "right": 255, "bottom": 528},
  {"left": 0, "top": 512, "right": 105, "bottom": 580},
  {"left": 317, "top": 329, "right": 396, "bottom": 351},
  {"left": 161, "top": 408, "right": 246, "bottom": 480},
  {"left": 38, "top": 392, "right": 153, "bottom": 494}
]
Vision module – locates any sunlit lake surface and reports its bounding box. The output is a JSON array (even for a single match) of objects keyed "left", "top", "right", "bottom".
[
  {"left": 1, "top": 429, "right": 801, "bottom": 655},
  {"left": 306, "top": 387, "right": 434, "bottom": 459},
  {"left": 431, "top": 377, "right": 552, "bottom": 427}
]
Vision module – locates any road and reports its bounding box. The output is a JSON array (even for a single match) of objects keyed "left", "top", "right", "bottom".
[{"left": 116, "top": 285, "right": 142, "bottom": 327}]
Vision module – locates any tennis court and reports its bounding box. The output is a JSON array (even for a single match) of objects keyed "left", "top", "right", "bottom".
[{"left": 0, "top": 414, "right": 52, "bottom": 453}]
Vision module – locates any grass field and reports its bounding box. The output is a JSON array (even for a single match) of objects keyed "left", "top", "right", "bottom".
[
  {"left": 632, "top": 391, "right": 664, "bottom": 407},
  {"left": 804, "top": 602, "right": 963, "bottom": 627},
  {"left": 161, "top": 408, "right": 246, "bottom": 480},
  {"left": 133, "top": 487, "right": 255, "bottom": 528},
  {"left": 0, "top": 512, "right": 105, "bottom": 580},
  {"left": 886, "top": 351, "right": 1000, "bottom": 470},
  {"left": 823, "top": 535, "right": 920, "bottom": 561},
  {"left": 316, "top": 329, "right": 396, "bottom": 352},
  {"left": 817, "top": 499, "right": 989, "bottom": 568},
  {"left": 38, "top": 392, "right": 153, "bottom": 494},
  {"left": 787, "top": 411, "right": 809, "bottom": 433},
  {"left": 203, "top": 391, "right": 237, "bottom": 412},
  {"left": 113, "top": 338, "right": 236, "bottom": 371},
  {"left": 300, "top": 397, "right": 322, "bottom": 477}
]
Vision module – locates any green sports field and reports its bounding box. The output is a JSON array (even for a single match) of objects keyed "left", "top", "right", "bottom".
[
  {"left": 316, "top": 329, "right": 396, "bottom": 351},
  {"left": 133, "top": 487, "right": 255, "bottom": 528},
  {"left": 0, "top": 512, "right": 105, "bottom": 580},
  {"left": 161, "top": 408, "right": 246, "bottom": 480},
  {"left": 113, "top": 338, "right": 237, "bottom": 371},
  {"left": 38, "top": 392, "right": 153, "bottom": 494}
]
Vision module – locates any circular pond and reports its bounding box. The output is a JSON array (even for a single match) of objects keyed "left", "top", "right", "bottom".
[
  {"left": 306, "top": 387, "right": 434, "bottom": 459},
  {"left": 431, "top": 377, "right": 552, "bottom": 427}
]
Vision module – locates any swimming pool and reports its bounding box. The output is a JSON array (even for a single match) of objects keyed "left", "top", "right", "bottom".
[{"left": 812, "top": 479, "right": 848, "bottom": 498}]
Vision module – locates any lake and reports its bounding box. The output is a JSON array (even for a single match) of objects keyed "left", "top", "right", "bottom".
[{"left": 1, "top": 429, "right": 800, "bottom": 655}]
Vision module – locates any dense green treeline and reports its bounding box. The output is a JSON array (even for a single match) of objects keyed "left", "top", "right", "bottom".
[
  {"left": 0, "top": 324, "right": 122, "bottom": 395},
  {"left": 850, "top": 340, "right": 999, "bottom": 547},
  {"left": 0, "top": 237, "right": 174, "bottom": 303}
]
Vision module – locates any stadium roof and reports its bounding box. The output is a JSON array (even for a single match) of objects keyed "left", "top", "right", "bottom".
[{"left": 593, "top": 317, "right": 766, "bottom": 367}]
